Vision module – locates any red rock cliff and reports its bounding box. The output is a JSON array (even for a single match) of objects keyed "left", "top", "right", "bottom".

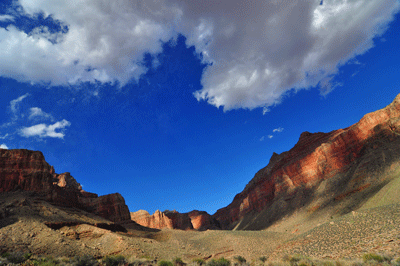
[
  {"left": 131, "top": 209, "right": 220, "bottom": 230},
  {"left": 130, "top": 210, "right": 174, "bottom": 229},
  {"left": 0, "top": 149, "right": 54, "bottom": 193},
  {"left": 0, "top": 149, "right": 131, "bottom": 223},
  {"left": 213, "top": 93, "right": 400, "bottom": 229}
]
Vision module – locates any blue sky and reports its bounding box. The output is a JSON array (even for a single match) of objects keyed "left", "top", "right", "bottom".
[{"left": 1, "top": 0, "right": 399, "bottom": 215}]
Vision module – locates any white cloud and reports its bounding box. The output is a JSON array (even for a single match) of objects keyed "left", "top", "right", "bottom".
[
  {"left": 262, "top": 107, "right": 270, "bottom": 115},
  {"left": 268, "top": 135, "right": 273, "bottom": 139},
  {"left": 0, "top": 15, "right": 14, "bottom": 22},
  {"left": 19, "top": 119, "right": 71, "bottom": 139},
  {"left": 0, "top": 0, "right": 398, "bottom": 111},
  {"left": 0, "top": 134, "right": 9, "bottom": 139},
  {"left": 10, "top": 93, "right": 30, "bottom": 118},
  {"left": 0, "top": 144, "right": 8, "bottom": 149},
  {"left": 28, "top": 107, "right": 53, "bottom": 121},
  {"left": 273, "top": 127, "right": 284, "bottom": 133},
  {"left": 259, "top": 136, "right": 265, "bottom": 141}
]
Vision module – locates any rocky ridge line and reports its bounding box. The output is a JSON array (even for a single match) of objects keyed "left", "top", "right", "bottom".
[{"left": 0, "top": 149, "right": 131, "bottom": 223}]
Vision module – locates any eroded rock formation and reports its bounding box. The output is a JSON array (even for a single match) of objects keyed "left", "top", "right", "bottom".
[
  {"left": 213, "top": 93, "right": 400, "bottom": 229},
  {"left": 0, "top": 149, "right": 131, "bottom": 223},
  {"left": 130, "top": 210, "right": 174, "bottom": 229},
  {"left": 131, "top": 209, "right": 220, "bottom": 230}
]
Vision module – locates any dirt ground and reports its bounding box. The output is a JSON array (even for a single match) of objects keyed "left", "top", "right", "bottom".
[{"left": 2, "top": 191, "right": 400, "bottom": 264}]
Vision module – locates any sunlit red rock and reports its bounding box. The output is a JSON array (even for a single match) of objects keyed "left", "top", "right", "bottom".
[
  {"left": 213, "top": 93, "right": 400, "bottom": 228},
  {"left": 131, "top": 209, "right": 220, "bottom": 230},
  {"left": 130, "top": 210, "right": 174, "bottom": 229}
]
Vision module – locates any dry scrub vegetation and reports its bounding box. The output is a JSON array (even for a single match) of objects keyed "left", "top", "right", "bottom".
[{"left": 2, "top": 252, "right": 400, "bottom": 266}]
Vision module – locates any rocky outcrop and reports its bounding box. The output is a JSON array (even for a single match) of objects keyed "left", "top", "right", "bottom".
[
  {"left": 213, "top": 93, "right": 400, "bottom": 229},
  {"left": 0, "top": 149, "right": 55, "bottom": 193},
  {"left": 130, "top": 210, "right": 174, "bottom": 229},
  {"left": 188, "top": 210, "right": 220, "bottom": 230},
  {"left": 0, "top": 149, "right": 131, "bottom": 223},
  {"left": 86, "top": 193, "right": 131, "bottom": 223},
  {"left": 53, "top": 172, "right": 82, "bottom": 190},
  {"left": 131, "top": 209, "right": 220, "bottom": 230},
  {"left": 163, "top": 210, "right": 194, "bottom": 230}
]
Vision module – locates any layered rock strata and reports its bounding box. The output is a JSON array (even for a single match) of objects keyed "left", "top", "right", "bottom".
[
  {"left": 213, "top": 93, "right": 400, "bottom": 229},
  {"left": 0, "top": 149, "right": 131, "bottom": 223},
  {"left": 131, "top": 209, "right": 220, "bottom": 230},
  {"left": 131, "top": 93, "right": 400, "bottom": 230}
]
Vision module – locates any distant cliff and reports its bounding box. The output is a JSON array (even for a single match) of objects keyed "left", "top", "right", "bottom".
[
  {"left": 131, "top": 209, "right": 220, "bottom": 230},
  {"left": 131, "top": 93, "right": 400, "bottom": 231},
  {"left": 0, "top": 149, "right": 131, "bottom": 223}
]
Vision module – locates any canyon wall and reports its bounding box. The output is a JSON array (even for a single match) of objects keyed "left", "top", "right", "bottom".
[
  {"left": 0, "top": 149, "right": 131, "bottom": 223},
  {"left": 213, "top": 94, "right": 400, "bottom": 229},
  {"left": 131, "top": 209, "right": 220, "bottom": 230}
]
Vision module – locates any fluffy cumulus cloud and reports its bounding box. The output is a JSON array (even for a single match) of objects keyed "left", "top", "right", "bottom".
[
  {"left": 0, "top": 0, "right": 399, "bottom": 111},
  {"left": 19, "top": 119, "right": 71, "bottom": 139},
  {"left": 0, "top": 144, "right": 8, "bottom": 149}
]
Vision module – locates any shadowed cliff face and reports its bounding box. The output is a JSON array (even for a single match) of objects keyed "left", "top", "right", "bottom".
[
  {"left": 0, "top": 149, "right": 131, "bottom": 223},
  {"left": 213, "top": 94, "right": 400, "bottom": 229}
]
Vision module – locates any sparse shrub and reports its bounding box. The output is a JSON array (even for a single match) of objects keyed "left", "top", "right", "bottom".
[
  {"left": 282, "top": 255, "right": 315, "bottom": 266},
  {"left": 363, "top": 253, "right": 391, "bottom": 263},
  {"left": 20, "top": 257, "right": 55, "bottom": 266},
  {"left": 259, "top": 257, "right": 268, "bottom": 264},
  {"left": 128, "top": 259, "right": 154, "bottom": 266},
  {"left": 0, "top": 253, "right": 10, "bottom": 258},
  {"left": 234, "top": 256, "right": 246, "bottom": 264},
  {"left": 103, "top": 255, "right": 126, "bottom": 266},
  {"left": 207, "top": 257, "right": 231, "bottom": 266},
  {"left": 174, "top": 258, "right": 185, "bottom": 266},
  {"left": 193, "top": 259, "right": 206, "bottom": 266},
  {"left": 72, "top": 255, "right": 98, "bottom": 266},
  {"left": 7, "top": 252, "right": 28, "bottom": 264},
  {"left": 297, "top": 259, "right": 312, "bottom": 266},
  {"left": 159, "top": 260, "right": 174, "bottom": 266},
  {"left": 320, "top": 261, "right": 335, "bottom": 266},
  {"left": 35, "top": 256, "right": 60, "bottom": 266}
]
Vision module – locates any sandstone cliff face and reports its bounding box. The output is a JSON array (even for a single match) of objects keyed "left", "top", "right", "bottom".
[
  {"left": 0, "top": 149, "right": 54, "bottom": 193},
  {"left": 0, "top": 149, "right": 131, "bottom": 223},
  {"left": 87, "top": 193, "right": 132, "bottom": 223},
  {"left": 131, "top": 209, "right": 220, "bottom": 230},
  {"left": 130, "top": 210, "right": 174, "bottom": 229},
  {"left": 213, "top": 93, "right": 400, "bottom": 229},
  {"left": 188, "top": 210, "right": 220, "bottom": 230}
]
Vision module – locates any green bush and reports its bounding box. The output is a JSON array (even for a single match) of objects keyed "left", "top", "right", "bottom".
[
  {"left": 20, "top": 256, "right": 59, "bottom": 266},
  {"left": 259, "top": 257, "right": 267, "bottom": 264},
  {"left": 159, "top": 260, "right": 174, "bottom": 266},
  {"left": 174, "top": 258, "right": 185, "bottom": 266},
  {"left": 234, "top": 256, "right": 246, "bottom": 264},
  {"left": 0, "top": 253, "right": 10, "bottom": 258},
  {"left": 362, "top": 253, "right": 391, "bottom": 263},
  {"left": 7, "top": 252, "right": 28, "bottom": 264},
  {"left": 193, "top": 259, "right": 206, "bottom": 266},
  {"left": 72, "top": 255, "right": 98, "bottom": 266},
  {"left": 103, "top": 255, "right": 126, "bottom": 266},
  {"left": 207, "top": 258, "right": 231, "bottom": 266}
]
